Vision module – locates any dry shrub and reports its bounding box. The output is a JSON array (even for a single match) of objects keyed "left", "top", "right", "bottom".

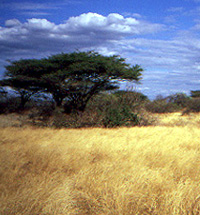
[
  {"left": 52, "top": 110, "right": 103, "bottom": 128},
  {"left": 0, "top": 96, "right": 21, "bottom": 114},
  {"left": 183, "top": 98, "right": 200, "bottom": 114},
  {"left": 145, "top": 100, "right": 180, "bottom": 113},
  {"left": 28, "top": 92, "right": 154, "bottom": 128},
  {"left": 167, "top": 93, "right": 190, "bottom": 108}
]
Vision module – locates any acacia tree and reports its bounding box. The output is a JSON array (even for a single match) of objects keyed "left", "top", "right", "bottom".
[
  {"left": 1, "top": 51, "right": 143, "bottom": 112},
  {"left": 1, "top": 59, "right": 69, "bottom": 108},
  {"left": 0, "top": 76, "right": 42, "bottom": 110}
]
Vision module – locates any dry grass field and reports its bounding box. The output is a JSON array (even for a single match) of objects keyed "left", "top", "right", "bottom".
[{"left": 1, "top": 113, "right": 200, "bottom": 214}]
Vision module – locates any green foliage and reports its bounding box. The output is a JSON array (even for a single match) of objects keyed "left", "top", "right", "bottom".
[
  {"left": 183, "top": 98, "right": 200, "bottom": 114},
  {"left": 2, "top": 51, "right": 143, "bottom": 112},
  {"left": 27, "top": 90, "right": 154, "bottom": 128},
  {"left": 145, "top": 100, "right": 180, "bottom": 113},
  {"left": 145, "top": 93, "right": 191, "bottom": 114},
  {"left": 86, "top": 91, "right": 152, "bottom": 127},
  {"left": 0, "top": 77, "right": 42, "bottom": 110},
  {"left": 191, "top": 90, "right": 200, "bottom": 98},
  {"left": 114, "top": 90, "right": 148, "bottom": 102},
  {"left": 166, "top": 93, "right": 190, "bottom": 108},
  {"left": 102, "top": 105, "right": 139, "bottom": 128},
  {"left": 0, "top": 96, "right": 21, "bottom": 114},
  {"left": 113, "top": 90, "right": 148, "bottom": 111}
]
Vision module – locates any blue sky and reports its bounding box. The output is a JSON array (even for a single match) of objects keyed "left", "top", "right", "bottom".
[{"left": 1, "top": 0, "right": 200, "bottom": 99}]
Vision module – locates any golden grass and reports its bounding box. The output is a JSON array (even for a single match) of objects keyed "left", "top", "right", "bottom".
[
  {"left": 155, "top": 112, "right": 200, "bottom": 127},
  {"left": 1, "top": 114, "right": 200, "bottom": 214}
]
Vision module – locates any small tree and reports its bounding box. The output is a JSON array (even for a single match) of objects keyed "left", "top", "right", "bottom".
[
  {"left": 0, "top": 76, "right": 41, "bottom": 110},
  {"left": 1, "top": 51, "right": 143, "bottom": 112},
  {"left": 191, "top": 90, "right": 200, "bottom": 98},
  {"left": 167, "top": 93, "right": 190, "bottom": 108}
]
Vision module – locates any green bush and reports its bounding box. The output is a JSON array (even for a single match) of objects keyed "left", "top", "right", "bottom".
[
  {"left": 167, "top": 93, "right": 190, "bottom": 108},
  {"left": 183, "top": 98, "right": 200, "bottom": 114},
  {"left": 145, "top": 100, "right": 180, "bottom": 113},
  {"left": 51, "top": 92, "right": 151, "bottom": 128},
  {"left": 87, "top": 91, "right": 147, "bottom": 114},
  {"left": 113, "top": 90, "right": 148, "bottom": 105},
  {"left": 25, "top": 90, "right": 155, "bottom": 128},
  {"left": 102, "top": 105, "right": 139, "bottom": 128},
  {"left": 191, "top": 90, "right": 200, "bottom": 98},
  {"left": 28, "top": 102, "right": 55, "bottom": 127},
  {"left": 0, "top": 98, "right": 8, "bottom": 114},
  {"left": 0, "top": 96, "right": 21, "bottom": 114},
  {"left": 87, "top": 91, "right": 154, "bottom": 127}
]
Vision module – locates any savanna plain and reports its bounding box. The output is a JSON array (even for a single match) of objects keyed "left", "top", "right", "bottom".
[{"left": 1, "top": 113, "right": 200, "bottom": 214}]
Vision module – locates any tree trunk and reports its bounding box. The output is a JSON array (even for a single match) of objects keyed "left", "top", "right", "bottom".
[
  {"left": 19, "top": 93, "right": 29, "bottom": 110},
  {"left": 54, "top": 96, "right": 63, "bottom": 107}
]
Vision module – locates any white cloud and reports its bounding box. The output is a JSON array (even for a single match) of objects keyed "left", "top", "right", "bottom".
[
  {"left": 1, "top": 12, "right": 200, "bottom": 98},
  {"left": 132, "top": 13, "right": 142, "bottom": 19},
  {"left": 0, "top": 12, "right": 163, "bottom": 48},
  {"left": 5, "top": 19, "right": 22, "bottom": 27},
  {"left": 57, "top": 12, "right": 161, "bottom": 36},
  {"left": 0, "top": 12, "right": 199, "bottom": 75},
  {"left": 26, "top": 18, "right": 55, "bottom": 30},
  {"left": 97, "top": 34, "right": 200, "bottom": 77},
  {"left": 64, "top": 13, "right": 107, "bottom": 29}
]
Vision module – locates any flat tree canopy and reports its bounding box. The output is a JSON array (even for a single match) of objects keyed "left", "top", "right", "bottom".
[{"left": 0, "top": 51, "right": 143, "bottom": 112}]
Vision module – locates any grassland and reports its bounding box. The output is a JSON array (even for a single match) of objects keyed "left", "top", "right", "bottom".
[{"left": 1, "top": 113, "right": 200, "bottom": 214}]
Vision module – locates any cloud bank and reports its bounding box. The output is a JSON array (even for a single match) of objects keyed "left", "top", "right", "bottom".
[
  {"left": 0, "top": 12, "right": 163, "bottom": 58},
  {"left": 1, "top": 12, "right": 200, "bottom": 98}
]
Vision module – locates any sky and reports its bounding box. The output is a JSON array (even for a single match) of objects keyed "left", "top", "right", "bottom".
[{"left": 1, "top": 0, "right": 200, "bottom": 99}]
